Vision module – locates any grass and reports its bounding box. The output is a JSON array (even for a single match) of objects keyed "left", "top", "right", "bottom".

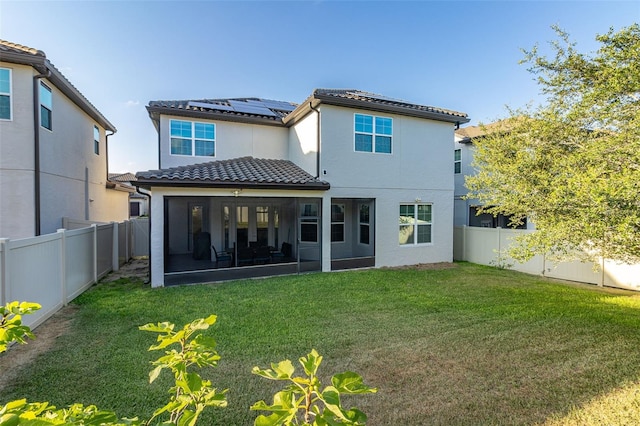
[{"left": 3, "top": 262, "right": 640, "bottom": 425}]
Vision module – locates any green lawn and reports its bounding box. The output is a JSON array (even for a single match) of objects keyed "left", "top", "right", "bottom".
[{"left": 3, "top": 263, "right": 640, "bottom": 425}]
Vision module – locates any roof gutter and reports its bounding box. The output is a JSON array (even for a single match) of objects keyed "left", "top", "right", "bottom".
[
  {"left": 33, "top": 68, "right": 51, "bottom": 236},
  {"left": 133, "top": 180, "right": 330, "bottom": 191},
  {"left": 312, "top": 93, "right": 470, "bottom": 124}
]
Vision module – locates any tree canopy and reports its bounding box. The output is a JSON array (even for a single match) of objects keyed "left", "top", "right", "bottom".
[{"left": 465, "top": 24, "right": 640, "bottom": 264}]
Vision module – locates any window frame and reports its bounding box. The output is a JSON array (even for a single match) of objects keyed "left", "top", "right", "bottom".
[
  {"left": 331, "top": 203, "right": 345, "bottom": 243},
  {"left": 358, "top": 203, "right": 370, "bottom": 245},
  {"left": 299, "top": 202, "right": 319, "bottom": 243},
  {"left": 169, "top": 119, "right": 216, "bottom": 157},
  {"left": 0, "top": 67, "right": 12, "bottom": 121},
  {"left": 454, "top": 149, "right": 461, "bottom": 174},
  {"left": 354, "top": 113, "right": 393, "bottom": 154},
  {"left": 40, "top": 82, "right": 52, "bottom": 130},
  {"left": 399, "top": 203, "right": 433, "bottom": 246},
  {"left": 94, "top": 125, "right": 100, "bottom": 155}
]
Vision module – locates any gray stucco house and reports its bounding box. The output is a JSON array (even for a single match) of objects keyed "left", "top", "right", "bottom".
[
  {"left": 136, "top": 89, "right": 469, "bottom": 287},
  {"left": 0, "top": 40, "right": 131, "bottom": 239}
]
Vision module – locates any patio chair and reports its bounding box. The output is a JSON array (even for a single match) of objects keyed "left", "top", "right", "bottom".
[
  {"left": 212, "top": 244, "right": 232, "bottom": 268},
  {"left": 237, "top": 246, "right": 255, "bottom": 266},
  {"left": 253, "top": 246, "right": 271, "bottom": 264}
]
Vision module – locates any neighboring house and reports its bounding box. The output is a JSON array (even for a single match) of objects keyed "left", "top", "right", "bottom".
[
  {"left": 135, "top": 89, "right": 469, "bottom": 287},
  {"left": 454, "top": 122, "right": 530, "bottom": 229},
  {"left": 0, "top": 40, "right": 129, "bottom": 239},
  {"left": 108, "top": 172, "right": 149, "bottom": 218}
]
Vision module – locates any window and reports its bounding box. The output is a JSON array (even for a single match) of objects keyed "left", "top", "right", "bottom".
[
  {"left": 94, "top": 126, "right": 100, "bottom": 155},
  {"left": 354, "top": 113, "right": 392, "bottom": 154},
  {"left": 454, "top": 149, "right": 461, "bottom": 174},
  {"left": 300, "top": 203, "right": 319, "bottom": 242},
  {"left": 399, "top": 204, "right": 432, "bottom": 245},
  {"left": 359, "top": 203, "right": 370, "bottom": 245},
  {"left": 40, "top": 82, "right": 52, "bottom": 130},
  {"left": 170, "top": 119, "right": 215, "bottom": 157},
  {"left": 0, "top": 68, "right": 11, "bottom": 120},
  {"left": 331, "top": 204, "right": 345, "bottom": 242}
]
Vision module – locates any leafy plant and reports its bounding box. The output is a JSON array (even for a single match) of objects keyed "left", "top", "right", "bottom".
[
  {"left": 0, "top": 301, "right": 41, "bottom": 353},
  {"left": 0, "top": 302, "right": 225, "bottom": 426},
  {"left": 139, "top": 315, "right": 228, "bottom": 426},
  {"left": 251, "top": 349, "right": 377, "bottom": 425}
]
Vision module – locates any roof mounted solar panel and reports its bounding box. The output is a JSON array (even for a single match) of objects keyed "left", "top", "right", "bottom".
[
  {"left": 260, "top": 99, "right": 297, "bottom": 111},
  {"left": 188, "top": 101, "right": 234, "bottom": 112},
  {"left": 228, "top": 100, "right": 277, "bottom": 117}
]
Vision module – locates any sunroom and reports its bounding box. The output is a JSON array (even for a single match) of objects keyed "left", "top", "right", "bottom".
[{"left": 135, "top": 157, "right": 331, "bottom": 286}]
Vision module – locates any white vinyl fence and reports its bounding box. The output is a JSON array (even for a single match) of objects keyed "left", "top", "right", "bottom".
[
  {"left": 454, "top": 226, "right": 640, "bottom": 291},
  {"left": 0, "top": 218, "right": 150, "bottom": 330}
]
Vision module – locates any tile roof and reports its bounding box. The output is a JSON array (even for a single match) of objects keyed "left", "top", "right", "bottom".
[
  {"left": 455, "top": 119, "right": 516, "bottom": 141},
  {"left": 147, "top": 89, "right": 469, "bottom": 127},
  {"left": 0, "top": 40, "right": 45, "bottom": 57},
  {"left": 147, "top": 98, "right": 297, "bottom": 126},
  {"left": 312, "top": 89, "right": 469, "bottom": 120},
  {"left": 0, "top": 39, "right": 116, "bottom": 132},
  {"left": 108, "top": 172, "right": 137, "bottom": 182},
  {"left": 135, "top": 157, "right": 330, "bottom": 190}
]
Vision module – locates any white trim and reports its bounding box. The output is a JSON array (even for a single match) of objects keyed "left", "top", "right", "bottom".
[
  {"left": 353, "top": 113, "right": 393, "bottom": 155},
  {"left": 169, "top": 119, "right": 216, "bottom": 158}
]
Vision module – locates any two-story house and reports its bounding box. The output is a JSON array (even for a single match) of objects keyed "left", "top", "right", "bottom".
[
  {"left": 454, "top": 121, "right": 531, "bottom": 229},
  {"left": 135, "top": 89, "right": 469, "bottom": 287},
  {"left": 0, "top": 40, "right": 130, "bottom": 239}
]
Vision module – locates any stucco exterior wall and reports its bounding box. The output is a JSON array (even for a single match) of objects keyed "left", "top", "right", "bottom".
[
  {"left": 0, "top": 63, "right": 37, "bottom": 238},
  {"left": 0, "top": 61, "right": 121, "bottom": 238},
  {"left": 288, "top": 111, "right": 318, "bottom": 176},
  {"left": 317, "top": 105, "right": 456, "bottom": 269},
  {"left": 158, "top": 114, "right": 289, "bottom": 169},
  {"left": 453, "top": 136, "right": 477, "bottom": 227}
]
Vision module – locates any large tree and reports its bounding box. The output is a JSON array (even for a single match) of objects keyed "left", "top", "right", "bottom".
[{"left": 466, "top": 24, "right": 640, "bottom": 264}]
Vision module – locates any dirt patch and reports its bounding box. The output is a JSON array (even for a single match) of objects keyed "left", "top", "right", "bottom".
[
  {"left": 101, "top": 257, "right": 149, "bottom": 283},
  {"left": 382, "top": 262, "right": 458, "bottom": 271},
  {"left": 0, "top": 304, "right": 79, "bottom": 393}
]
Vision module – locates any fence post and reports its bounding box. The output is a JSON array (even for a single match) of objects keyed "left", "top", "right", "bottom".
[
  {"left": 461, "top": 225, "right": 467, "bottom": 261},
  {"left": 112, "top": 222, "right": 119, "bottom": 272},
  {"left": 496, "top": 227, "right": 502, "bottom": 266},
  {"left": 57, "top": 229, "right": 68, "bottom": 305},
  {"left": 0, "top": 238, "right": 8, "bottom": 306},
  {"left": 92, "top": 224, "right": 98, "bottom": 283}
]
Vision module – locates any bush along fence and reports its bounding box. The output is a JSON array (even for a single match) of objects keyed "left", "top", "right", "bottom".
[
  {"left": 0, "top": 218, "right": 149, "bottom": 329},
  {"left": 453, "top": 226, "right": 640, "bottom": 291}
]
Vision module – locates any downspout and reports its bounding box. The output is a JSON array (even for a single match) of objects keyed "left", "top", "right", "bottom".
[
  {"left": 33, "top": 69, "right": 51, "bottom": 236},
  {"left": 309, "top": 102, "right": 321, "bottom": 178},
  {"left": 105, "top": 129, "right": 115, "bottom": 181}
]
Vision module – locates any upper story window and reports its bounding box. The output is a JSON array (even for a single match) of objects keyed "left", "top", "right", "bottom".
[
  {"left": 40, "top": 82, "right": 52, "bottom": 130},
  {"left": 170, "top": 119, "right": 215, "bottom": 157},
  {"left": 354, "top": 113, "right": 392, "bottom": 154},
  {"left": 0, "top": 68, "right": 11, "bottom": 120},
  {"left": 94, "top": 126, "right": 100, "bottom": 155},
  {"left": 454, "top": 149, "right": 461, "bottom": 174},
  {"left": 399, "top": 203, "right": 432, "bottom": 245}
]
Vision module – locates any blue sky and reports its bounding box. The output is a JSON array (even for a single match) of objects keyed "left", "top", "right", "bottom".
[{"left": 1, "top": 1, "right": 638, "bottom": 173}]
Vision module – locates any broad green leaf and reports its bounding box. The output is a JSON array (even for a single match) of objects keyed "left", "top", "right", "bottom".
[
  {"left": 300, "top": 349, "right": 322, "bottom": 376},
  {"left": 332, "top": 372, "right": 377, "bottom": 394},
  {"left": 148, "top": 365, "right": 163, "bottom": 383},
  {"left": 319, "top": 387, "right": 349, "bottom": 421}
]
